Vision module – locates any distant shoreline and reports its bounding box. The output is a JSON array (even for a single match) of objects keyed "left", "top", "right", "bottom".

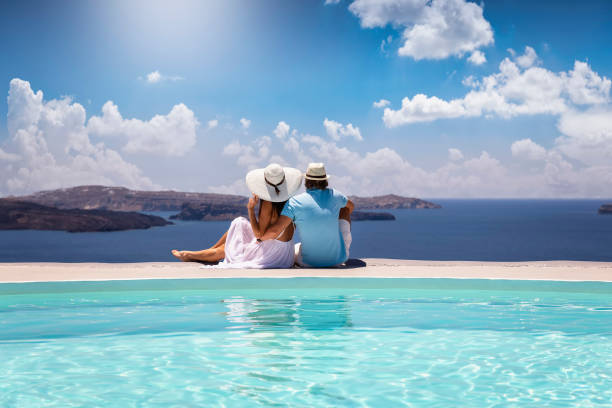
[{"left": 1, "top": 259, "right": 611, "bottom": 283}]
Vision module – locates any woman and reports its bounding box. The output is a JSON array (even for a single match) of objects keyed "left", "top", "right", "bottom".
[{"left": 171, "top": 163, "right": 302, "bottom": 268}]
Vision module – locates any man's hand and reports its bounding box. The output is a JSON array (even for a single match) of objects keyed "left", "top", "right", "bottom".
[{"left": 247, "top": 194, "right": 259, "bottom": 211}]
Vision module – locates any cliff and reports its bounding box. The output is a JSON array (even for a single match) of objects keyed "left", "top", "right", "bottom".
[
  {"left": 169, "top": 202, "right": 247, "bottom": 221},
  {"left": 5, "top": 186, "right": 438, "bottom": 222},
  {"left": 349, "top": 194, "right": 440, "bottom": 209},
  {"left": 7, "top": 185, "right": 247, "bottom": 211},
  {"left": 0, "top": 200, "right": 172, "bottom": 232},
  {"left": 599, "top": 204, "right": 612, "bottom": 214},
  {"left": 169, "top": 202, "right": 396, "bottom": 221}
]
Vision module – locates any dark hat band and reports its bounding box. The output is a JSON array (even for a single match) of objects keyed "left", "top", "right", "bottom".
[
  {"left": 305, "top": 173, "right": 327, "bottom": 179},
  {"left": 265, "top": 175, "right": 285, "bottom": 195}
]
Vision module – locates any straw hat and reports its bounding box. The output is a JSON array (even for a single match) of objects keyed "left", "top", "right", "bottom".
[
  {"left": 245, "top": 163, "right": 303, "bottom": 202},
  {"left": 304, "top": 162, "right": 330, "bottom": 180}
]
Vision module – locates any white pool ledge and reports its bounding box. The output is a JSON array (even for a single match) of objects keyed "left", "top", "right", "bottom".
[{"left": 1, "top": 259, "right": 611, "bottom": 283}]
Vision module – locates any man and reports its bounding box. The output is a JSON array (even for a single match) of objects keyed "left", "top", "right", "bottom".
[{"left": 260, "top": 162, "right": 354, "bottom": 267}]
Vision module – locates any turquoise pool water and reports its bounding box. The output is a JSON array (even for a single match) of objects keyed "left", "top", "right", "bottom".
[{"left": 1, "top": 278, "right": 611, "bottom": 407}]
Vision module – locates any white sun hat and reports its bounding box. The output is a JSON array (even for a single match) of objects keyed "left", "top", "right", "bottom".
[
  {"left": 304, "top": 162, "right": 330, "bottom": 180},
  {"left": 245, "top": 163, "right": 303, "bottom": 202}
]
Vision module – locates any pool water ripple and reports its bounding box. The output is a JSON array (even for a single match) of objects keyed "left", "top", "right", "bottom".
[{"left": 1, "top": 281, "right": 611, "bottom": 407}]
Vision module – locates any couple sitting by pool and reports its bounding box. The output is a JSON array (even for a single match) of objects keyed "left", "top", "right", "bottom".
[{"left": 171, "top": 162, "right": 354, "bottom": 268}]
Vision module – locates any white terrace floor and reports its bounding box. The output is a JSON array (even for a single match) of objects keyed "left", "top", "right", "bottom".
[{"left": 1, "top": 259, "right": 611, "bottom": 283}]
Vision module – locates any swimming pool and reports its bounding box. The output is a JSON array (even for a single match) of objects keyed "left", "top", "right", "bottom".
[{"left": 1, "top": 278, "right": 611, "bottom": 407}]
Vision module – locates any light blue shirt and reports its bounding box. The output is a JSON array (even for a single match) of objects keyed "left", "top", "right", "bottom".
[{"left": 281, "top": 188, "right": 348, "bottom": 267}]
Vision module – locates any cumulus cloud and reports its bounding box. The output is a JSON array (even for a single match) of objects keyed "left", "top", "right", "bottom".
[
  {"left": 383, "top": 47, "right": 611, "bottom": 127},
  {"left": 1, "top": 78, "right": 156, "bottom": 195},
  {"left": 0, "top": 148, "right": 20, "bottom": 162},
  {"left": 556, "top": 108, "right": 612, "bottom": 165},
  {"left": 240, "top": 117, "right": 251, "bottom": 129},
  {"left": 87, "top": 101, "right": 199, "bottom": 156},
  {"left": 348, "top": 0, "right": 494, "bottom": 61},
  {"left": 207, "top": 119, "right": 219, "bottom": 129},
  {"left": 222, "top": 136, "right": 271, "bottom": 168},
  {"left": 511, "top": 138, "right": 547, "bottom": 160},
  {"left": 514, "top": 46, "right": 538, "bottom": 68},
  {"left": 273, "top": 121, "right": 291, "bottom": 139},
  {"left": 323, "top": 118, "right": 363, "bottom": 141},
  {"left": 208, "top": 178, "right": 250, "bottom": 195},
  {"left": 373, "top": 99, "right": 391, "bottom": 108},
  {"left": 218, "top": 112, "right": 612, "bottom": 197},
  {"left": 448, "top": 148, "right": 464, "bottom": 161},
  {"left": 143, "top": 70, "right": 184, "bottom": 84},
  {"left": 467, "top": 50, "right": 486, "bottom": 65}
]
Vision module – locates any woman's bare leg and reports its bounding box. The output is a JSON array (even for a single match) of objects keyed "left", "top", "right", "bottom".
[
  {"left": 171, "top": 229, "right": 228, "bottom": 262},
  {"left": 212, "top": 231, "right": 228, "bottom": 248},
  {"left": 171, "top": 245, "right": 225, "bottom": 263}
]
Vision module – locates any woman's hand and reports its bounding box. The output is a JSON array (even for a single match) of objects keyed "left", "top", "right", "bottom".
[{"left": 247, "top": 193, "right": 259, "bottom": 211}]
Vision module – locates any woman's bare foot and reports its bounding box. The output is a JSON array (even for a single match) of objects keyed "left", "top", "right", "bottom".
[{"left": 171, "top": 249, "right": 190, "bottom": 262}]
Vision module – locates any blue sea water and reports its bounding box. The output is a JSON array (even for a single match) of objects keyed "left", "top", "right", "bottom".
[
  {"left": 0, "top": 199, "right": 611, "bottom": 262},
  {"left": 1, "top": 278, "right": 611, "bottom": 407}
]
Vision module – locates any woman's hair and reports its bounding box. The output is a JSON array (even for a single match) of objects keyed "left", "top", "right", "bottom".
[
  {"left": 305, "top": 179, "right": 328, "bottom": 190},
  {"left": 258, "top": 199, "right": 288, "bottom": 217}
]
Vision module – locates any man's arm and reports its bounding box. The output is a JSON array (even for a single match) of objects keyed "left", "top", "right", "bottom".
[
  {"left": 345, "top": 199, "right": 354, "bottom": 213},
  {"left": 260, "top": 215, "right": 293, "bottom": 241},
  {"left": 340, "top": 199, "right": 354, "bottom": 222}
]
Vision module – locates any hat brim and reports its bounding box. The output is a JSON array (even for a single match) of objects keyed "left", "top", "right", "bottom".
[
  {"left": 245, "top": 167, "right": 303, "bottom": 202},
  {"left": 304, "top": 174, "right": 330, "bottom": 181}
]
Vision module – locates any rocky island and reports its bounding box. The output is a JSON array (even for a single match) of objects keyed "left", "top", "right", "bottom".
[
  {"left": 598, "top": 204, "right": 612, "bottom": 214},
  {"left": 169, "top": 202, "right": 397, "bottom": 221},
  {"left": 349, "top": 194, "right": 440, "bottom": 209},
  {"left": 9, "top": 185, "right": 246, "bottom": 212},
  {"left": 0, "top": 200, "right": 171, "bottom": 233},
  {"left": 2, "top": 185, "right": 438, "bottom": 229}
]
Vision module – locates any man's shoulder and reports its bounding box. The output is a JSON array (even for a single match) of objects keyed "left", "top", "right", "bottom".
[{"left": 291, "top": 191, "right": 310, "bottom": 201}]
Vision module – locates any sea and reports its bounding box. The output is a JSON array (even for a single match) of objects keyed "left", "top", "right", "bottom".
[{"left": 1, "top": 199, "right": 611, "bottom": 262}]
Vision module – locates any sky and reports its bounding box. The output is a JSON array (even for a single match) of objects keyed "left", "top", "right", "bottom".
[{"left": 1, "top": 0, "right": 611, "bottom": 198}]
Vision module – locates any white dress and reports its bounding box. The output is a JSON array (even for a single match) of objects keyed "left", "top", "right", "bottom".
[{"left": 208, "top": 217, "right": 295, "bottom": 269}]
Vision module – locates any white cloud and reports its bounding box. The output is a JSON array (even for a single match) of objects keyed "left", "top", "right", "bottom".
[
  {"left": 323, "top": 118, "right": 363, "bottom": 141},
  {"left": 222, "top": 136, "right": 271, "bottom": 168},
  {"left": 556, "top": 108, "right": 612, "bottom": 165},
  {"left": 325, "top": 0, "right": 342, "bottom": 4},
  {"left": 348, "top": 0, "right": 494, "bottom": 61},
  {"left": 218, "top": 114, "right": 612, "bottom": 197},
  {"left": 87, "top": 101, "right": 199, "bottom": 156},
  {"left": 240, "top": 117, "right": 251, "bottom": 129},
  {"left": 448, "top": 148, "right": 464, "bottom": 161},
  {"left": 0, "top": 148, "right": 20, "bottom": 162},
  {"left": 383, "top": 47, "right": 611, "bottom": 127},
  {"left": 511, "top": 138, "right": 547, "bottom": 160},
  {"left": 380, "top": 35, "right": 393, "bottom": 53},
  {"left": 147, "top": 71, "right": 162, "bottom": 83},
  {"left": 208, "top": 178, "right": 249, "bottom": 196},
  {"left": 467, "top": 50, "right": 486, "bottom": 65},
  {"left": 564, "top": 61, "right": 611, "bottom": 105},
  {"left": 273, "top": 121, "right": 291, "bottom": 139},
  {"left": 207, "top": 119, "right": 219, "bottom": 129},
  {"left": 2, "top": 78, "right": 156, "bottom": 195},
  {"left": 373, "top": 99, "right": 391, "bottom": 108},
  {"left": 515, "top": 46, "right": 538, "bottom": 68},
  {"left": 144, "top": 70, "right": 184, "bottom": 84}
]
